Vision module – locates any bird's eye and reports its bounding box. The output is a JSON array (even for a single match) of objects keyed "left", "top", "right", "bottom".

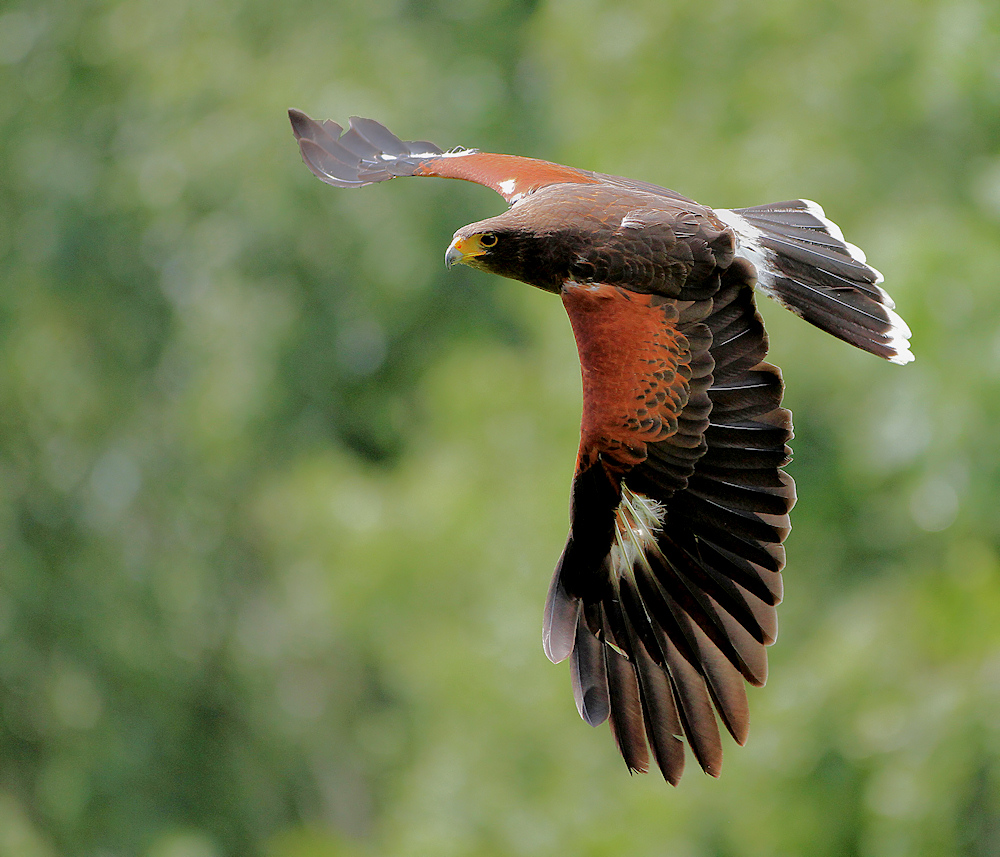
[{"left": 479, "top": 233, "right": 498, "bottom": 248}]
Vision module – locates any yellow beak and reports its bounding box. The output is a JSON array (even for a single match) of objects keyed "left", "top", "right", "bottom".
[{"left": 444, "top": 234, "right": 487, "bottom": 268}]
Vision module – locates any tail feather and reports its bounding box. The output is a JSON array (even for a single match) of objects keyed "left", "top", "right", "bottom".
[{"left": 716, "top": 200, "right": 914, "bottom": 364}]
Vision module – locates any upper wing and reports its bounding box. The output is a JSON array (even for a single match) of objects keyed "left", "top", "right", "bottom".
[
  {"left": 289, "top": 110, "right": 599, "bottom": 205},
  {"left": 544, "top": 257, "right": 795, "bottom": 784}
]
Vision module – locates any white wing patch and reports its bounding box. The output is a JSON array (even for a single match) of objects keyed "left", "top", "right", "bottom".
[{"left": 714, "top": 208, "right": 772, "bottom": 291}]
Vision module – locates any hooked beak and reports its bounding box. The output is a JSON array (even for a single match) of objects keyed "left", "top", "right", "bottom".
[
  {"left": 445, "top": 234, "right": 486, "bottom": 269},
  {"left": 444, "top": 240, "right": 464, "bottom": 268}
]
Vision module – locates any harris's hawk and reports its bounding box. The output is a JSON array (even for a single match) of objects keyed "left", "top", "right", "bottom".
[{"left": 289, "top": 110, "right": 913, "bottom": 784}]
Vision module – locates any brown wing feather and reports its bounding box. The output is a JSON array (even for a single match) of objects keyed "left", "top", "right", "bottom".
[{"left": 545, "top": 256, "right": 794, "bottom": 783}]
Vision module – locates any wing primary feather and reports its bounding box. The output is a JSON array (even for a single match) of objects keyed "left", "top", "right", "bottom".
[
  {"left": 650, "top": 538, "right": 769, "bottom": 685},
  {"left": 687, "top": 620, "right": 751, "bottom": 745},
  {"left": 634, "top": 635, "right": 687, "bottom": 783},
  {"left": 629, "top": 561, "right": 728, "bottom": 771},
  {"left": 694, "top": 536, "right": 784, "bottom": 605},
  {"left": 601, "top": 604, "right": 650, "bottom": 773},
  {"left": 651, "top": 619, "right": 724, "bottom": 777},
  {"left": 668, "top": 539, "right": 777, "bottom": 645},
  {"left": 347, "top": 116, "right": 412, "bottom": 158},
  {"left": 289, "top": 110, "right": 444, "bottom": 188},
  {"left": 571, "top": 616, "right": 610, "bottom": 726},
  {"left": 543, "top": 558, "right": 582, "bottom": 664},
  {"left": 617, "top": 574, "right": 687, "bottom": 783}
]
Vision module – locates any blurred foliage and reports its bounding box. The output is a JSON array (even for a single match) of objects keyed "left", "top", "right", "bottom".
[{"left": 2, "top": 0, "right": 1000, "bottom": 854}]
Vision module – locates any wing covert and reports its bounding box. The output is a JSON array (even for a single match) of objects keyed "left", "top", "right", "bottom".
[{"left": 561, "top": 283, "right": 708, "bottom": 476}]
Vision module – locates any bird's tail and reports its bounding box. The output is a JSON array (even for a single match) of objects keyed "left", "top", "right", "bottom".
[{"left": 716, "top": 201, "right": 913, "bottom": 364}]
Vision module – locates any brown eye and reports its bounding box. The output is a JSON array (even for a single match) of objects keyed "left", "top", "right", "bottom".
[{"left": 479, "top": 233, "right": 498, "bottom": 248}]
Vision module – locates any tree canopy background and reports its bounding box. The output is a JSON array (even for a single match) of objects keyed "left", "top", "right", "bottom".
[{"left": 3, "top": 0, "right": 1000, "bottom": 854}]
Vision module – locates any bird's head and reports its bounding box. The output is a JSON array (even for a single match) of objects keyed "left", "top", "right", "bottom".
[
  {"left": 444, "top": 215, "right": 569, "bottom": 294},
  {"left": 444, "top": 228, "right": 501, "bottom": 272}
]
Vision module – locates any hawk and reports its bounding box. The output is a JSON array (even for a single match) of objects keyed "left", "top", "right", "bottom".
[{"left": 289, "top": 110, "right": 912, "bottom": 783}]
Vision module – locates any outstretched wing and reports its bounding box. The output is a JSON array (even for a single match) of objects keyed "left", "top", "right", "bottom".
[
  {"left": 291, "top": 111, "right": 911, "bottom": 362},
  {"left": 289, "top": 109, "right": 599, "bottom": 204},
  {"left": 544, "top": 255, "right": 794, "bottom": 784}
]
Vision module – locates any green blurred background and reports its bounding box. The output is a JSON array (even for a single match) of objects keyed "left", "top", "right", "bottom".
[{"left": 3, "top": 0, "right": 1000, "bottom": 854}]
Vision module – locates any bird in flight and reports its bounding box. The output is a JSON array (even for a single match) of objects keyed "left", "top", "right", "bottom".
[{"left": 289, "top": 110, "right": 913, "bottom": 784}]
